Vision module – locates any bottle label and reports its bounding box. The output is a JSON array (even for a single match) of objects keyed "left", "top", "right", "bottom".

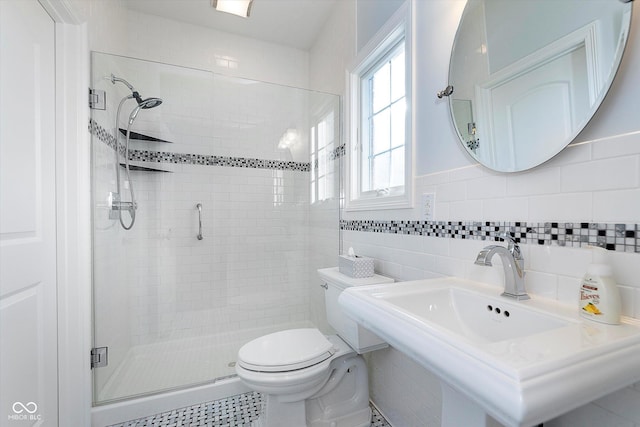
[{"left": 580, "top": 278, "right": 602, "bottom": 316}]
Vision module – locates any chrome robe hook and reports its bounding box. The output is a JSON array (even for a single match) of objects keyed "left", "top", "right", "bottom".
[{"left": 437, "top": 85, "right": 454, "bottom": 98}]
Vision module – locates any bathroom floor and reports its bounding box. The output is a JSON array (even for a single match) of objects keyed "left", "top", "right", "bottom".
[{"left": 108, "top": 391, "right": 392, "bottom": 427}]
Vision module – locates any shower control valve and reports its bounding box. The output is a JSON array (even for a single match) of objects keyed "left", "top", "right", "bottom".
[
  {"left": 108, "top": 192, "right": 120, "bottom": 219},
  {"left": 108, "top": 191, "right": 137, "bottom": 218}
]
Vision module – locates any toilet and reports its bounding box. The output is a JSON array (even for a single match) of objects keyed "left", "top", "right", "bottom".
[{"left": 235, "top": 267, "right": 394, "bottom": 427}]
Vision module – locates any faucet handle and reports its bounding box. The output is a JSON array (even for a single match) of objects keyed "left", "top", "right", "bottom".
[{"left": 497, "top": 232, "right": 523, "bottom": 259}]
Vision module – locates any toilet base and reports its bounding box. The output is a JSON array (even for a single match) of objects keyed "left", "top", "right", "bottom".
[
  {"left": 250, "top": 350, "right": 371, "bottom": 427},
  {"left": 251, "top": 395, "right": 307, "bottom": 427},
  {"left": 250, "top": 393, "right": 371, "bottom": 427},
  {"left": 305, "top": 350, "right": 371, "bottom": 427},
  {"left": 306, "top": 405, "right": 371, "bottom": 427}
]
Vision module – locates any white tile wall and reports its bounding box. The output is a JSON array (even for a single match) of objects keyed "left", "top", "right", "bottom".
[{"left": 123, "top": 165, "right": 311, "bottom": 345}]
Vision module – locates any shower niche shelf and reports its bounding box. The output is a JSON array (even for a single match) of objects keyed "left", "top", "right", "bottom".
[
  {"left": 119, "top": 128, "right": 172, "bottom": 143},
  {"left": 119, "top": 161, "right": 172, "bottom": 173}
]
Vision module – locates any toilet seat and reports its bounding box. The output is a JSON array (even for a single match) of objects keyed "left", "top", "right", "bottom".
[{"left": 238, "top": 328, "right": 335, "bottom": 373}]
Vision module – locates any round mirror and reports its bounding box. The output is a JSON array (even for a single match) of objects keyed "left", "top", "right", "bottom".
[{"left": 449, "top": 0, "right": 633, "bottom": 172}]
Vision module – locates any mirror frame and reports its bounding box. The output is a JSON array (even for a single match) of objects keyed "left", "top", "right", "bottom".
[{"left": 448, "top": 0, "right": 633, "bottom": 172}]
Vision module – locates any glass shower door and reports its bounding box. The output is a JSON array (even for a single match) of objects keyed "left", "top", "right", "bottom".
[{"left": 90, "top": 52, "right": 340, "bottom": 404}]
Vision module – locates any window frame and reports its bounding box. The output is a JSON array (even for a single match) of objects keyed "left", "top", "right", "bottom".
[{"left": 346, "top": 2, "right": 412, "bottom": 211}]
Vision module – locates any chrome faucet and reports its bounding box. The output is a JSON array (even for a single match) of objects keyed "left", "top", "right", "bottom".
[{"left": 475, "top": 232, "right": 529, "bottom": 300}]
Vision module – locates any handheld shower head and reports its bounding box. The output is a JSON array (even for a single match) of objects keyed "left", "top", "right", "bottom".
[
  {"left": 140, "top": 97, "right": 163, "bottom": 109},
  {"left": 128, "top": 98, "right": 163, "bottom": 125},
  {"left": 111, "top": 75, "right": 163, "bottom": 232}
]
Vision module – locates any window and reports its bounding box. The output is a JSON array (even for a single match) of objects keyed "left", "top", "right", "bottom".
[
  {"left": 361, "top": 42, "right": 405, "bottom": 195},
  {"left": 347, "top": 3, "right": 411, "bottom": 210}
]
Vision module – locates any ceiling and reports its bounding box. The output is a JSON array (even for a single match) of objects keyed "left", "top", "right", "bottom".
[{"left": 123, "top": 0, "right": 339, "bottom": 51}]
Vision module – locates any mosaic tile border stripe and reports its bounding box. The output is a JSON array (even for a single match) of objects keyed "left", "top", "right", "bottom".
[
  {"left": 341, "top": 220, "right": 640, "bottom": 253},
  {"left": 90, "top": 119, "right": 311, "bottom": 172},
  {"left": 89, "top": 119, "right": 122, "bottom": 155},
  {"left": 312, "top": 144, "right": 345, "bottom": 170},
  {"left": 331, "top": 143, "right": 346, "bottom": 160}
]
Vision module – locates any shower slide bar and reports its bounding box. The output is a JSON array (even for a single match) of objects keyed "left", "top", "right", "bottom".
[{"left": 196, "top": 203, "right": 203, "bottom": 240}]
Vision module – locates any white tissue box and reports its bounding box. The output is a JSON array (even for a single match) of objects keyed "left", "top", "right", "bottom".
[{"left": 338, "top": 255, "right": 375, "bottom": 278}]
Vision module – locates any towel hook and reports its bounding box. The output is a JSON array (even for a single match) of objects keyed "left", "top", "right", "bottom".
[{"left": 437, "top": 85, "right": 454, "bottom": 99}]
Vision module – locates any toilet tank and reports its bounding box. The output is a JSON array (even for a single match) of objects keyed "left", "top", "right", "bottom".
[{"left": 318, "top": 267, "right": 394, "bottom": 353}]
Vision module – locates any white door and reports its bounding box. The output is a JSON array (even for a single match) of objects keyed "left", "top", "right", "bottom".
[
  {"left": 481, "top": 46, "right": 590, "bottom": 171},
  {"left": 0, "top": 0, "right": 58, "bottom": 425}
]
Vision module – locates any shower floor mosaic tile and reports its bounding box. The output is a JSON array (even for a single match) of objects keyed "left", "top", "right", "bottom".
[{"left": 108, "top": 391, "right": 392, "bottom": 427}]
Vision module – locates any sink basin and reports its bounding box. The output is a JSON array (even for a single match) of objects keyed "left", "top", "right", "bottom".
[
  {"left": 339, "top": 277, "right": 640, "bottom": 427},
  {"left": 382, "top": 286, "right": 568, "bottom": 343}
]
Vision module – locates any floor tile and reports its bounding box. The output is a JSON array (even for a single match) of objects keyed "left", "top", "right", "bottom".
[{"left": 108, "top": 391, "right": 392, "bottom": 427}]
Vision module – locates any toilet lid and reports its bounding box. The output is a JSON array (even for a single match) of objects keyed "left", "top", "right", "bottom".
[{"left": 238, "top": 328, "right": 335, "bottom": 372}]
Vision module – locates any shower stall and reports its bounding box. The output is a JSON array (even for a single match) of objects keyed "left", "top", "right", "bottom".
[{"left": 90, "top": 52, "right": 340, "bottom": 406}]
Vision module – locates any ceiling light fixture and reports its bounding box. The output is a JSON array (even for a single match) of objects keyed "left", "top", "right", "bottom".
[{"left": 211, "top": 0, "right": 253, "bottom": 18}]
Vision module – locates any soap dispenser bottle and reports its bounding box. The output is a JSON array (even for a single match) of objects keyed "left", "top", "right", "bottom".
[{"left": 579, "top": 247, "right": 621, "bottom": 325}]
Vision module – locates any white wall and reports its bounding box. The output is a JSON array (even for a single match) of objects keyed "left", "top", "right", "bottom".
[
  {"left": 356, "top": 0, "right": 405, "bottom": 52},
  {"left": 77, "top": 0, "right": 309, "bottom": 89},
  {"left": 310, "top": 0, "right": 640, "bottom": 426}
]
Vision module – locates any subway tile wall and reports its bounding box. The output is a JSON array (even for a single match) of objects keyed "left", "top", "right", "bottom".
[
  {"left": 124, "top": 164, "right": 311, "bottom": 345},
  {"left": 92, "top": 120, "right": 325, "bottom": 348},
  {"left": 91, "top": 113, "right": 339, "bottom": 346}
]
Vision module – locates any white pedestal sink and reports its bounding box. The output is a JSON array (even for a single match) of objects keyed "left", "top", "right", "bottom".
[{"left": 339, "top": 277, "right": 640, "bottom": 427}]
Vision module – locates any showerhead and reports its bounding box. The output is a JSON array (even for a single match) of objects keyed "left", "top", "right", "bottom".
[
  {"left": 127, "top": 97, "right": 163, "bottom": 125},
  {"left": 111, "top": 74, "right": 162, "bottom": 109},
  {"left": 140, "top": 97, "right": 163, "bottom": 109}
]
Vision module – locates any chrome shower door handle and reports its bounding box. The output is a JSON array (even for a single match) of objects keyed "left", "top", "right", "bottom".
[{"left": 196, "top": 203, "right": 203, "bottom": 240}]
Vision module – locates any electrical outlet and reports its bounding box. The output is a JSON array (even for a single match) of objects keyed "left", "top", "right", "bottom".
[{"left": 421, "top": 193, "right": 435, "bottom": 221}]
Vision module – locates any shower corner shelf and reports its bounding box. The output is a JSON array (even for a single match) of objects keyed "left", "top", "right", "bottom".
[
  {"left": 119, "top": 161, "right": 173, "bottom": 173},
  {"left": 119, "top": 128, "right": 172, "bottom": 143}
]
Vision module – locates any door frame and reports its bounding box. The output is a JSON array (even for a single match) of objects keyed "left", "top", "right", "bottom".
[{"left": 37, "top": 1, "right": 92, "bottom": 425}]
